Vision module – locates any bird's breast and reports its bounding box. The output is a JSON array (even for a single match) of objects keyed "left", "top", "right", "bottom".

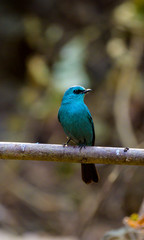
[{"left": 59, "top": 103, "right": 93, "bottom": 145}]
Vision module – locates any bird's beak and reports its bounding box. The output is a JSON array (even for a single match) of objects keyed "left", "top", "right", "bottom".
[{"left": 83, "top": 89, "right": 92, "bottom": 94}]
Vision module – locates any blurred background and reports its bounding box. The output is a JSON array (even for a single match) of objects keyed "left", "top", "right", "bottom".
[{"left": 0, "top": 0, "right": 144, "bottom": 239}]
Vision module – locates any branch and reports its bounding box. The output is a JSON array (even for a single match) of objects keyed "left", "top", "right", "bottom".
[{"left": 0, "top": 142, "right": 144, "bottom": 165}]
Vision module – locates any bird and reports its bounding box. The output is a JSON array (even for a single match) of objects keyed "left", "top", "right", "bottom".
[{"left": 58, "top": 85, "right": 99, "bottom": 184}]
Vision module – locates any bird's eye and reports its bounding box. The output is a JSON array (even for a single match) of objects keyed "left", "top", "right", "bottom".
[{"left": 73, "top": 89, "right": 83, "bottom": 94}]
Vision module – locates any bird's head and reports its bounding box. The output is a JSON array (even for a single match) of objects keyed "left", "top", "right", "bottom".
[{"left": 62, "top": 86, "right": 92, "bottom": 104}]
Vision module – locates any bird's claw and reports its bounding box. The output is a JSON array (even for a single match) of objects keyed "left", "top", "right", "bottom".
[
  {"left": 63, "top": 138, "right": 71, "bottom": 147},
  {"left": 79, "top": 144, "right": 86, "bottom": 151},
  {"left": 124, "top": 147, "right": 129, "bottom": 152}
]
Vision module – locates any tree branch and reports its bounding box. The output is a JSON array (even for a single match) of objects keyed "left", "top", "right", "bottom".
[{"left": 0, "top": 142, "right": 144, "bottom": 165}]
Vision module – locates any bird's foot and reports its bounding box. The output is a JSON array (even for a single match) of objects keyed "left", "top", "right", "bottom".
[
  {"left": 79, "top": 144, "right": 86, "bottom": 151},
  {"left": 124, "top": 147, "right": 129, "bottom": 152},
  {"left": 63, "top": 138, "right": 71, "bottom": 147}
]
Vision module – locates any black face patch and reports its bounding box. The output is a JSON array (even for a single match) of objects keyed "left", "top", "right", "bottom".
[{"left": 73, "top": 89, "right": 84, "bottom": 94}]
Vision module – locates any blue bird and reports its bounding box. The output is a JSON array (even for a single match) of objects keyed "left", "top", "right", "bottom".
[{"left": 58, "top": 86, "right": 99, "bottom": 184}]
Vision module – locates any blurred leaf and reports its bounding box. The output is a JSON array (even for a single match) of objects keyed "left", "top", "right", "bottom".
[
  {"left": 130, "top": 213, "right": 139, "bottom": 221},
  {"left": 45, "top": 24, "right": 64, "bottom": 44},
  {"left": 27, "top": 56, "right": 51, "bottom": 87},
  {"left": 24, "top": 16, "right": 42, "bottom": 47},
  {"left": 53, "top": 37, "right": 90, "bottom": 91}
]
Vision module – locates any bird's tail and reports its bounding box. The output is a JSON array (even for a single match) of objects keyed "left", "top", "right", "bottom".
[{"left": 81, "top": 163, "right": 99, "bottom": 184}]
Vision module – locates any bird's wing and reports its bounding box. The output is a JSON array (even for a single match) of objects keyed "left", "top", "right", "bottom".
[
  {"left": 58, "top": 109, "right": 61, "bottom": 123},
  {"left": 87, "top": 113, "right": 95, "bottom": 146}
]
